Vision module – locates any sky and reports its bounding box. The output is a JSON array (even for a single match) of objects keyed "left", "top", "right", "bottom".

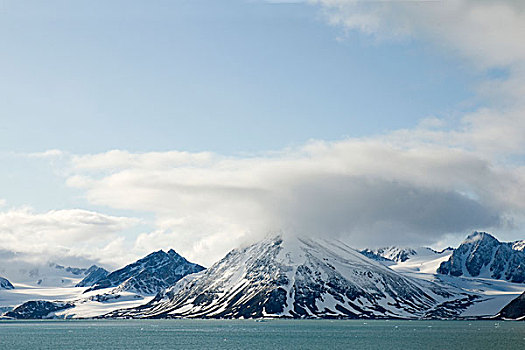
[{"left": 1, "top": 0, "right": 525, "bottom": 268}]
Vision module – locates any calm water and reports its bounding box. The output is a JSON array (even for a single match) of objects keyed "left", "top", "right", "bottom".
[{"left": 0, "top": 319, "right": 523, "bottom": 349}]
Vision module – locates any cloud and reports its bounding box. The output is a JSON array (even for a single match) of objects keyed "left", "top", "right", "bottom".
[
  {"left": 0, "top": 207, "right": 141, "bottom": 267},
  {"left": 6, "top": 1, "right": 525, "bottom": 267},
  {"left": 26, "top": 149, "right": 66, "bottom": 159},
  {"left": 314, "top": 0, "right": 525, "bottom": 157},
  {"left": 65, "top": 138, "right": 524, "bottom": 265},
  {"left": 315, "top": 0, "right": 525, "bottom": 67}
]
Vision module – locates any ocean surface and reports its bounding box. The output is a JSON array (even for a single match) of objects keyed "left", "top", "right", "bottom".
[{"left": 0, "top": 319, "right": 523, "bottom": 349}]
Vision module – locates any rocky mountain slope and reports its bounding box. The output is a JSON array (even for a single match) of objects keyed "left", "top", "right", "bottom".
[
  {"left": 3, "top": 249, "right": 204, "bottom": 319},
  {"left": 86, "top": 249, "right": 205, "bottom": 295},
  {"left": 75, "top": 265, "right": 109, "bottom": 287},
  {"left": 107, "top": 236, "right": 476, "bottom": 319},
  {"left": 437, "top": 232, "right": 525, "bottom": 283},
  {"left": 498, "top": 291, "right": 525, "bottom": 320},
  {"left": 361, "top": 247, "right": 418, "bottom": 263},
  {"left": 0, "top": 277, "right": 14, "bottom": 290}
]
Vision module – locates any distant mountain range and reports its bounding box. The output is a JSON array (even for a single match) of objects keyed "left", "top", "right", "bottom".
[
  {"left": 0, "top": 258, "right": 109, "bottom": 288},
  {"left": 3, "top": 249, "right": 204, "bottom": 319},
  {"left": 1, "top": 231, "right": 524, "bottom": 320}
]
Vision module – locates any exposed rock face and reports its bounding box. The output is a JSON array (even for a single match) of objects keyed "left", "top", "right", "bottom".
[
  {"left": 86, "top": 249, "right": 205, "bottom": 295},
  {"left": 107, "top": 236, "right": 474, "bottom": 319},
  {"left": 498, "top": 292, "right": 525, "bottom": 320},
  {"left": 437, "top": 232, "right": 525, "bottom": 283},
  {"left": 365, "top": 247, "right": 418, "bottom": 263},
  {"left": 75, "top": 265, "right": 109, "bottom": 287},
  {"left": 4, "top": 301, "right": 73, "bottom": 319},
  {"left": 359, "top": 249, "right": 394, "bottom": 263},
  {"left": 0, "top": 277, "right": 14, "bottom": 290},
  {"left": 361, "top": 246, "right": 444, "bottom": 265}
]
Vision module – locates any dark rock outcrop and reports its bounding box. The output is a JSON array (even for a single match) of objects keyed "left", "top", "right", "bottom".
[{"left": 438, "top": 232, "right": 525, "bottom": 283}]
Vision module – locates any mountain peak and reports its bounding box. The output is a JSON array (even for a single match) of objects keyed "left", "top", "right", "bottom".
[
  {"left": 85, "top": 248, "right": 204, "bottom": 295},
  {"left": 464, "top": 231, "right": 499, "bottom": 244},
  {"left": 438, "top": 232, "right": 525, "bottom": 282}
]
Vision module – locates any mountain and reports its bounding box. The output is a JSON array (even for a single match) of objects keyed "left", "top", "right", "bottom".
[
  {"left": 75, "top": 265, "right": 109, "bottom": 287},
  {"left": 437, "top": 232, "right": 525, "bottom": 283},
  {"left": 4, "top": 301, "right": 73, "bottom": 319},
  {"left": 85, "top": 249, "right": 204, "bottom": 295},
  {"left": 0, "top": 277, "right": 14, "bottom": 290},
  {"left": 107, "top": 236, "right": 476, "bottom": 319},
  {"left": 359, "top": 249, "right": 394, "bottom": 263},
  {"left": 362, "top": 247, "right": 419, "bottom": 263},
  {"left": 498, "top": 291, "right": 525, "bottom": 320},
  {"left": 3, "top": 249, "right": 204, "bottom": 319},
  {"left": 0, "top": 257, "right": 106, "bottom": 288}
]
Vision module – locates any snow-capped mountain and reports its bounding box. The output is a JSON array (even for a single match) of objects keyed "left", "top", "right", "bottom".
[
  {"left": 86, "top": 249, "right": 205, "bottom": 295},
  {"left": 107, "top": 236, "right": 476, "bottom": 319},
  {"left": 4, "top": 301, "right": 74, "bottom": 319},
  {"left": 2, "top": 249, "right": 204, "bottom": 319},
  {"left": 75, "top": 266, "right": 109, "bottom": 287},
  {"left": 361, "top": 247, "right": 418, "bottom": 263},
  {"left": 498, "top": 291, "right": 525, "bottom": 320},
  {"left": 0, "top": 277, "right": 14, "bottom": 290},
  {"left": 437, "top": 232, "right": 525, "bottom": 283}
]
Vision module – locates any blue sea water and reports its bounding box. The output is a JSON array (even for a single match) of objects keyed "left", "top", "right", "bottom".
[{"left": 0, "top": 319, "right": 523, "bottom": 349}]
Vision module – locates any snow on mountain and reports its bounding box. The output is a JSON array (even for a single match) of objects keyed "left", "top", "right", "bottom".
[
  {"left": 361, "top": 246, "right": 448, "bottom": 269},
  {"left": 107, "top": 236, "right": 477, "bottom": 319},
  {"left": 362, "top": 247, "right": 420, "bottom": 263},
  {"left": 75, "top": 266, "right": 109, "bottom": 287},
  {"left": 513, "top": 240, "right": 525, "bottom": 252},
  {"left": 437, "top": 232, "right": 525, "bottom": 283},
  {"left": 85, "top": 249, "right": 204, "bottom": 295},
  {"left": 359, "top": 249, "right": 395, "bottom": 264},
  {"left": 0, "top": 258, "right": 105, "bottom": 288},
  {"left": 0, "top": 277, "right": 14, "bottom": 290},
  {"left": 1, "top": 286, "right": 155, "bottom": 319},
  {"left": 2, "top": 249, "right": 203, "bottom": 319}
]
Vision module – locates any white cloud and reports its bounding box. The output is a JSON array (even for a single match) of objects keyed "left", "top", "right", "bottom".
[
  {"left": 27, "top": 149, "right": 65, "bottom": 158},
  {"left": 0, "top": 207, "right": 141, "bottom": 267},
  {"left": 315, "top": 0, "right": 525, "bottom": 67},
  {"left": 65, "top": 139, "right": 525, "bottom": 265},
  {"left": 0, "top": 199, "right": 6, "bottom": 207},
  {"left": 314, "top": 0, "right": 525, "bottom": 157}
]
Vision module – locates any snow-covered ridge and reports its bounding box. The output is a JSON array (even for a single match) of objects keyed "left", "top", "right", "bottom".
[
  {"left": 361, "top": 246, "right": 442, "bottom": 264},
  {"left": 106, "top": 235, "right": 476, "bottom": 319},
  {"left": 2, "top": 248, "right": 204, "bottom": 319},
  {"left": 2, "top": 232, "right": 523, "bottom": 320},
  {"left": 0, "top": 258, "right": 107, "bottom": 288}
]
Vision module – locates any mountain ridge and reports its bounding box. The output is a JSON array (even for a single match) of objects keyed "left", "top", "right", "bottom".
[
  {"left": 437, "top": 232, "right": 525, "bottom": 283},
  {"left": 106, "top": 235, "right": 476, "bottom": 319}
]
